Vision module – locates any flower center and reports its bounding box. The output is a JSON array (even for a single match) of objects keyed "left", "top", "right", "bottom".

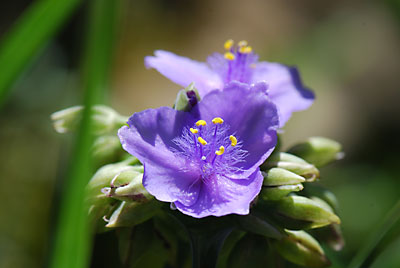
[
  {"left": 208, "top": 39, "right": 258, "bottom": 84},
  {"left": 173, "top": 117, "right": 247, "bottom": 181}
]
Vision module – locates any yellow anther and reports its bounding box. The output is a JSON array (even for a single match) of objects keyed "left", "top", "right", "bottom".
[
  {"left": 224, "top": 52, "right": 235, "bottom": 61},
  {"left": 212, "top": 117, "right": 224, "bottom": 124},
  {"left": 215, "top": 146, "right": 225, "bottom": 156},
  {"left": 195, "top": 120, "right": 207, "bottom": 126},
  {"left": 190, "top": 128, "right": 198, "bottom": 134},
  {"left": 224, "top": 39, "right": 234, "bottom": 50},
  {"left": 238, "top": 40, "right": 248, "bottom": 47},
  {"left": 198, "top": 137, "right": 208, "bottom": 146},
  {"left": 229, "top": 135, "right": 237, "bottom": 147},
  {"left": 239, "top": 46, "right": 252, "bottom": 54}
]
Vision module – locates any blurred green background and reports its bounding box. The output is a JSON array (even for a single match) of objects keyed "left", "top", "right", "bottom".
[{"left": 0, "top": 0, "right": 399, "bottom": 267}]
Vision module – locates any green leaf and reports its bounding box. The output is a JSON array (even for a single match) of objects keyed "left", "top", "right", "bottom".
[
  {"left": 49, "top": 1, "right": 121, "bottom": 268},
  {"left": 0, "top": 0, "right": 81, "bottom": 106}
]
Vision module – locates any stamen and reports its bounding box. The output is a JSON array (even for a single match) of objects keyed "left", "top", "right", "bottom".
[
  {"left": 190, "top": 128, "right": 199, "bottom": 134},
  {"left": 238, "top": 40, "right": 248, "bottom": 47},
  {"left": 198, "top": 137, "right": 207, "bottom": 146},
  {"left": 229, "top": 135, "right": 237, "bottom": 147},
  {"left": 239, "top": 46, "right": 252, "bottom": 54},
  {"left": 215, "top": 146, "right": 225, "bottom": 156},
  {"left": 196, "top": 120, "right": 207, "bottom": 126},
  {"left": 212, "top": 117, "right": 224, "bottom": 124},
  {"left": 224, "top": 39, "right": 234, "bottom": 50},
  {"left": 224, "top": 52, "right": 235, "bottom": 61}
]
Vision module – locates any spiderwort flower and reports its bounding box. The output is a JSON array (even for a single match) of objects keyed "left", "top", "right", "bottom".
[
  {"left": 118, "top": 82, "right": 279, "bottom": 218},
  {"left": 145, "top": 40, "right": 314, "bottom": 127}
]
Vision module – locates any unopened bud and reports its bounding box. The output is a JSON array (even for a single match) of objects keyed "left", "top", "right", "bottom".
[
  {"left": 86, "top": 157, "right": 142, "bottom": 225},
  {"left": 262, "top": 153, "right": 320, "bottom": 182},
  {"left": 105, "top": 199, "right": 161, "bottom": 228},
  {"left": 92, "top": 135, "right": 125, "bottom": 167},
  {"left": 313, "top": 224, "right": 345, "bottom": 251},
  {"left": 262, "top": 168, "right": 305, "bottom": 186},
  {"left": 288, "top": 137, "right": 343, "bottom": 167},
  {"left": 174, "top": 82, "right": 201, "bottom": 111},
  {"left": 274, "top": 230, "right": 330, "bottom": 268},
  {"left": 260, "top": 184, "right": 304, "bottom": 201},
  {"left": 304, "top": 184, "right": 339, "bottom": 212},
  {"left": 51, "top": 105, "right": 128, "bottom": 135},
  {"left": 102, "top": 172, "right": 151, "bottom": 203},
  {"left": 274, "top": 195, "right": 341, "bottom": 229}
]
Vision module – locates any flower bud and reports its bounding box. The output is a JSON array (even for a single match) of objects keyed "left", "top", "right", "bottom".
[
  {"left": 105, "top": 199, "right": 161, "bottom": 228},
  {"left": 287, "top": 137, "right": 343, "bottom": 167},
  {"left": 101, "top": 172, "right": 151, "bottom": 203},
  {"left": 174, "top": 82, "right": 201, "bottom": 111},
  {"left": 262, "top": 153, "right": 320, "bottom": 182},
  {"left": 260, "top": 184, "right": 304, "bottom": 201},
  {"left": 313, "top": 224, "right": 344, "bottom": 251},
  {"left": 274, "top": 230, "right": 330, "bottom": 268},
  {"left": 92, "top": 135, "right": 126, "bottom": 167},
  {"left": 51, "top": 105, "right": 128, "bottom": 135},
  {"left": 304, "top": 184, "right": 339, "bottom": 212},
  {"left": 262, "top": 168, "right": 305, "bottom": 186},
  {"left": 86, "top": 157, "right": 142, "bottom": 226},
  {"left": 273, "top": 195, "right": 341, "bottom": 229}
]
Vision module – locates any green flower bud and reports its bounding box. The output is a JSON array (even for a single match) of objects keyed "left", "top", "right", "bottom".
[
  {"left": 101, "top": 172, "right": 151, "bottom": 203},
  {"left": 92, "top": 135, "right": 126, "bottom": 167},
  {"left": 105, "top": 199, "right": 161, "bottom": 228},
  {"left": 313, "top": 224, "right": 345, "bottom": 251},
  {"left": 274, "top": 195, "right": 341, "bottom": 229},
  {"left": 174, "top": 82, "right": 201, "bottom": 111},
  {"left": 262, "top": 153, "right": 320, "bottom": 182},
  {"left": 51, "top": 105, "right": 128, "bottom": 135},
  {"left": 235, "top": 212, "right": 283, "bottom": 239},
  {"left": 288, "top": 137, "right": 344, "bottom": 167},
  {"left": 304, "top": 184, "right": 339, "bottom": 212},
  {"left": 262, "top": 168, "right": 306, "bottom": 186},
  {"left": 274, "top": 230, "right": 330, "bottom": 268},
  {"left": 260, "top": 184, "right": 304, "bottom": 201},
  {"left": 86, "top": 157, "right": 142, "bottom": 226}
]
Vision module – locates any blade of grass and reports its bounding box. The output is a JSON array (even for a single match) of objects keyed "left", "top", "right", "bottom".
[
  {"left": 348, "top": 199, "right": 400, "bottom": 268},
  {"left": 49, "top": 1, "right": 121, "bottom": 268},
  {"left": 0, "top": 0, "right": 82, "bottom": 107}
]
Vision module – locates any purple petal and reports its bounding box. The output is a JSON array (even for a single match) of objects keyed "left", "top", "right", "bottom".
[
  {"left": 118, "top": 107, "right": 200, "bottom": 206},
  {"left": 191, "top": 81, "right": 279, "bottom": 178},
  {"left": 175, "top": 169, "right": 263, "bottom": 218},
  {"left": 252, "top": 62, "right": 315, "bottom": 127},
  {"left": 145, "top": 50, "right": 223, "bottom": 96}
]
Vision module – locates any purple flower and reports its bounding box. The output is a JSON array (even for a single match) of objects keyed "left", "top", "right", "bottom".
[
  {"left": 145, "top": 40, "right": 314, "bottom": 127},
  {"left": 118, "top": 82, "right": 279, "bottom": 218}
]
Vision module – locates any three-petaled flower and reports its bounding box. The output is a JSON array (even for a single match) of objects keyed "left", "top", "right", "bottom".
[
  {"left": 118, "top": 82, "right": 279, "bottom": 218},
  {"left": 145, "top": 39, "right": 314, "bottom": 127}
]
